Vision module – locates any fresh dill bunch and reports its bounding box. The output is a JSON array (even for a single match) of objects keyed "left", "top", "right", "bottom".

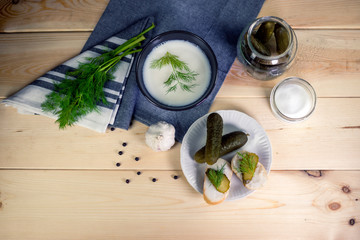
[
  {"left": 41, "top": 23, "right": 155, "bottom": 129},
  {"left": 206, "top": 163, "right": 226, "bottom": 188},
  {"left": 236, "top": 152, "right": 257, "bottom": 174},
  {"left": 150, "top": 52, "right": 198, "bottom": 94}
]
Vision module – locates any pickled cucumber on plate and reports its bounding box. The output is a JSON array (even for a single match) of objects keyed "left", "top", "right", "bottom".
[
  {"left": 203, "top": 158, "right": 233, "bottom": 205},
  {"left": 204, "top": 112, "right": 223, "bottom": 165},
  {"left": 206, "top": 167, "right": 230, "bottom": 193},
  {"left": 231, "top": 151, "right": 268, "bottom": 190},
  {"left": 194, "top": 131, "right": 248, "bottom": 163}
]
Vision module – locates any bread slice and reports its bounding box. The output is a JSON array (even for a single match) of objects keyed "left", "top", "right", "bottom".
[
  {"left": 203, "top": 158, "right": 232, "bottom": 205},
  {"left": 231, "top": 151, "right": 268, "bottom": 190}
]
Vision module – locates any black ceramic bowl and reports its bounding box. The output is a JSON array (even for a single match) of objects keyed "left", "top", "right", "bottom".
[{"left": 136, "top": 30, "right": 218, "bottom": 111}]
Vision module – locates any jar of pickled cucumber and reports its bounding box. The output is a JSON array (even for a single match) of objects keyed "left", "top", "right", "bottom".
[{"left": 237, "top": 16, "right": 297, "bottom": 80}]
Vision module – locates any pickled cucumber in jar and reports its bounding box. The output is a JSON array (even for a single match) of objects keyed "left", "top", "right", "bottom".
[
  {"left": 250, "top": 35, "right": 271, "bottom": 56},
  {"left": 250, "top": 21, "right": 290, "bottom": 57},
  {"left": 236, "top": 16, "right": 297, "bottom": 80},
  {"left": 255, "top": 21, "right": 275, "bottom": 44},
  {"left": 275, "top": 24, "right": 290, "bottom": 54}
]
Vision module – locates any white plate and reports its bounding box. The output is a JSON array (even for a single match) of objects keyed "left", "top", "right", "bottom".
[{"left": 180, "top": 110, "right": 272, "bottom": 201}]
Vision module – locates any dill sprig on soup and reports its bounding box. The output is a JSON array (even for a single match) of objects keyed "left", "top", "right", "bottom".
[{"left": 142, "top": 40, "right": 211, "bottom": 107}]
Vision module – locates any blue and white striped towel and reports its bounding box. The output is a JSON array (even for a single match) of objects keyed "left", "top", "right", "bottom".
[{"left": 2, "top": 18, "right": 152, "bottom": 133}]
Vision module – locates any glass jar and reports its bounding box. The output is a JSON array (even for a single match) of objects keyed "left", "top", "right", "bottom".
[{"left": 237, "top": 16, "right": 297, "bottom": 80}]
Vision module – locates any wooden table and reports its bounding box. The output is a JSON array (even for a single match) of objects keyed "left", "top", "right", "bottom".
[{"left": 0, "top": 0, "right": 359, "bottom": 239}]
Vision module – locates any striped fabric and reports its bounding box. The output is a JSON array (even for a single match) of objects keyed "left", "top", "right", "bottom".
[{"left": 2, "top": 36, "right": 134, "bottom": 133}]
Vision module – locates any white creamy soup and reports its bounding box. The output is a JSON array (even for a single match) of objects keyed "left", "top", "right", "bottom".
[{"left": 142, "top": 40, "right": 212, "bottom": 107}]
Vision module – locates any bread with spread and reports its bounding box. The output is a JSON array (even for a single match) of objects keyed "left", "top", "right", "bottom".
[
  {"left": 231, "top": 151, "right": 267, "bottom": 190},
  {"left": 203, "top": 158, "right": 233, "bottom": 205}
]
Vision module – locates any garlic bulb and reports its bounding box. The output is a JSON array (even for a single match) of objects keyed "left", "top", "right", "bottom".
[{"left": 145, "top": 121, "right": 176, "bottom": 152}]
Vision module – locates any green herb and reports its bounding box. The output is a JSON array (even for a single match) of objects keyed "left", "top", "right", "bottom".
[
  {"left": 236, "top": 152, "right": 257, "bottom": 174},
  {"left": 206, "top": 163, "right": 226, "bottom": 188},
  {"left": 41, "top": 23, "right": 155, "bottom": 129},
  {"left": 150, "top": 52, "right": 198, "bottom": 94}
]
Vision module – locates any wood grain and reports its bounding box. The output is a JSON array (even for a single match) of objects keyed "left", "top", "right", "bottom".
[
  {"left": 258, "top": 0, "right": 360, "bottom": 29},
  {"left": 1, "top": 98, "right": 359, "bottom": 170},
  {"left": 220, "top": 30, "right": 360, "bottom": 98},
  {"left": 1, "top": 30, "right": 359, "bottom": 98},
  {"left": 1, "top": 0, "right": 360, "bottom": 32},
  {"left": 0, "top": 1, "right": 359, "bottom": 239},
  {"left": 0, "top": 32, "right": 90, "bottom": 98},
  {"left": 0, "top": 0, "right": 108, "bottom": 32},
  {"left": 0, "top": 170, "right": 359, "bottom": 240}
]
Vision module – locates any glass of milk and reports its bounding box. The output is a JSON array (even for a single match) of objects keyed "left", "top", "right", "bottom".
[{"left": 270, "top": 77, "right": 316, "bottom": 122}]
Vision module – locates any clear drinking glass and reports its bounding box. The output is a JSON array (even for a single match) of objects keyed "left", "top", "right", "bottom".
[
  {"left": 237, "top": 16, "right": 297, "bottom": 80},
  {"left": 270, "top": 77, "right": 316, "bottom": 123}
]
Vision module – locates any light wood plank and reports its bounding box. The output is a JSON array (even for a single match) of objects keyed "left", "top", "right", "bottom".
[
  {"left": 1, "top": 98, "right": 359, "bottom": 170},
  {"left": 1, "top": 30, "right": 359, "bottom": 98},
  {"left": 0, "top": 0, "right": 108, "bottom": 32},
  {"left": 210, "top": 98, "right": 360, "bottom": 171},
  {"left": 0, "top": 170, "right": 359, "bottom": 240},
  {"left": 0, "top": 32, "right": 91, "bottom": 97},
  {"left": 220, "top": 29, "right": 360, "bottom": 98},
  {"left": 258, "top": 0, "right": 360, "bottom": 29},
  {"left": 1, "top": 0, "right": 360, "bottom": 32},
  {"left": 0, "top": 1, "right": 358, "bottom": 240}
]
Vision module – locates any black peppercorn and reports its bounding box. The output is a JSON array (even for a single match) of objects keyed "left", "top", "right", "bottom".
[
  {"left": 137, "top": 171, "right": 141, "bottom": 175},
  {"left": 110, "top": 127, "right": 115, "bottom": 131},
  {"left": 135, "top": 157, "right": 140, "bottom": 161},
  {"left": 173, "top": 175, "right": 178, "bottom": 180},
  {"left": 118, "top": 151, "right": 123, "bottom": 155},
  {"left": 349, "top": 219, "right": 355, "bottom": 226},
  {"left": 122, "top": 142, "right": 127, "bottom": 147},
  {"left": 126, "top": 179, "right": 130, "bottom": 184},
  {"left": 152, "top": 178, "right": 157, "bottom": 182},
  {"left": 116, "top": 162, "right": 121, "bottom": 167}
]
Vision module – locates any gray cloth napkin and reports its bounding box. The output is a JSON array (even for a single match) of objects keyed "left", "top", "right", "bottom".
[
  {"left": 83, "top": 0, "right": 265, "bottom": 141},
  {"left": 2, "top": 18, "right": 152, "bottom": 132}
]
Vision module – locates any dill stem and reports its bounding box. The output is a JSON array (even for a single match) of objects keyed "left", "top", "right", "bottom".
[
  {"left": 100, "top": 48, "right": 142, "bottom": 73},
  {"left": 99, "top": 42, "right": 141, "bottom": 70},
  {"left": 113, "top": 35, "right": 145, "bottom": 56},
  {"left": 113, "top": 23, "right": 155, "bottom": 55}
]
